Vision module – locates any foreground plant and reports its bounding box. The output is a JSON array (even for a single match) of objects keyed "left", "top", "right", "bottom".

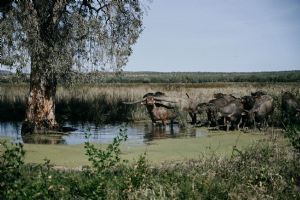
[
  {"left": 0, "top": 142, "right": 25, "bottom": 198},
  {"left": 84, "top": 127, "right": 128, "bottom": 173},
  {"left": 284, "top": 124, "right": 300, "bottom": 152}
]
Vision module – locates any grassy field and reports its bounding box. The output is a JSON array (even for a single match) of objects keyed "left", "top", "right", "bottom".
[{"left": 22, "top": 129, "right": 277, "bottom": 167}]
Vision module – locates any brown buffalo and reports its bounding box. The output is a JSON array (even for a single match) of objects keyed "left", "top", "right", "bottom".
[
  {"left": 141, "top": 95, "right": 177, "bottom": 125},
  {"left": 123, "top": 92, "right": 177, "bottom": 126},
  {"left": 124, "top": 91, "right": 199, "bottom": 125},
  {"left": 215, "top": 99, "right": 245, "bottom": 131}
]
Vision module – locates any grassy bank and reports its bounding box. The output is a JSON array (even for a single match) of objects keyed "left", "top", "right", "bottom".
[
  {"left": 0, "top": 82, "right": 299, "bottom": 124},
  {"left": 23, "top": 130, "right": 272, "bottom": 167}
]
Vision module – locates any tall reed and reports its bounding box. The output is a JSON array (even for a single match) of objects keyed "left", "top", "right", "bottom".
[{"left": 0, "top": 83, "right": 299, "bottom": 124}]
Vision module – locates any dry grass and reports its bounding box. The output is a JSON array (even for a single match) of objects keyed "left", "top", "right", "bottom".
[
  {"left": 58, "top": 82, "right": 299, "bottom": 102},
  {"left": 0, "top": 82, "right": 299, "bottom": 122}
]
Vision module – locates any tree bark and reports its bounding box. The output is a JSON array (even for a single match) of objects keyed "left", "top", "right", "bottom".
[{"left": 21, "top": 53, "right": 59, "bottom": 134}]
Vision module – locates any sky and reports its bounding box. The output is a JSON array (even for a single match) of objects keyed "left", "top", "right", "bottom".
[{"left": 125, "top": 0, "right": 300, "bottom": 72}]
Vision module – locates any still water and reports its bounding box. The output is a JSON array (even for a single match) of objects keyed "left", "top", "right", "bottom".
[{"left": 0, "top": 122, "right": 207, "bottom": 145}]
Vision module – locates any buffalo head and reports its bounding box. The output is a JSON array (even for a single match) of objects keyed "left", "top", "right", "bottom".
[{"left": 123, "top": 91, "right": 176, "bottom": 107}]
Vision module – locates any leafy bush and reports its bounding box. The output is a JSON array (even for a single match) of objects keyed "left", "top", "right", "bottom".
[
  {"left": 0, "top": 142, "right": 25, "bottom": 198},
  {"left": 84, "top": 127, "right": 128, "bottom": 173}
]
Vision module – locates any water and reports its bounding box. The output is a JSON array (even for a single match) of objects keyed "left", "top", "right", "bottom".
[{"left": 0, "top": 121, "right": 207, "bottom": 145}]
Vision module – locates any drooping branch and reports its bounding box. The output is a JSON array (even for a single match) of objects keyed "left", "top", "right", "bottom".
[
  {"left": 79, "top": 0, "right": 110, "bottom": 14},
  {"left": 0, "top": 0, "right": 13, "bottom": 19}
]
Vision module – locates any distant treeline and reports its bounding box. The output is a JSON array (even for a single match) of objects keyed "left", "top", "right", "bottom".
[{"left": 0, "top": 70, "right": 299, "bottom": 84}]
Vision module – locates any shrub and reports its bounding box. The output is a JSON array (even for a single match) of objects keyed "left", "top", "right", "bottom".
[{"left": 0, "top": 142, "right": 25, "bottom": 198}]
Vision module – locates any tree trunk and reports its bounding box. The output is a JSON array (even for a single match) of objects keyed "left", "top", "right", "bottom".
[{"left": 21, "top": 53, "right": 59, "bottom": 134}]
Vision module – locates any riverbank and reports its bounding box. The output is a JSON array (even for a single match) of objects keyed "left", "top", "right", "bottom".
[{"left": 22, "top": 129, "right": 278, "bottom": 167}]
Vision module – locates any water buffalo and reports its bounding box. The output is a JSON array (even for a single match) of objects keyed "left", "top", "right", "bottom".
[
  {"left": 123, "top": 92, "right": 177, "bottom": 126},
  {"left": 141, "top": 95, "right": 177, "bottom": 125},
  {"left": 247, "top": 95, "right": 274, "bottom": 130},
  {"left": 143, "top": 92, "right": 198, "bottom": 124},
  {"left": 241, "top": 95, "right": 256, "bottom": 111},
  {"left": 215, "top": 99, "right": 245, "bottom": 131},
  {"left": 251, "top": 90, "right": 267, "bottom": 97},
  {"left": 198, "top": 94, "right": 237, "bottom": 127},
  {"left": 124, "top": 91, "right": 199, "bottom": 125},
  {"left": 281, "top": 92, "right": 300, "bottom": 124},
  {"left": 213, "top": 93, "right": 237, "bottom": 102}
]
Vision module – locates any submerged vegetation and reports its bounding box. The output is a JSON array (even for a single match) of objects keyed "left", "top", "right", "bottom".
[{"left": 1, "top": 129, "right": 300, "bottom": 199}]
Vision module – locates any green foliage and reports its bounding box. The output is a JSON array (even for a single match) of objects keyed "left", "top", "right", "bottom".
[
  {"left": 0, "top": 142, "right": 25, "bottom": 198},
  {"left": 284, "top": 125, "right": 300, "bottom": 152},
  {"left": 84, "top": 127, "right": 128, "bottom": 173},
  {"left": 1, "top": 1, "right": 144, "bottom": 77}
]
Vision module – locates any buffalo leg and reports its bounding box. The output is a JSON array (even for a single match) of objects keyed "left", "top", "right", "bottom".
[{"left": 189, "top": 113, "right": 197, "bottom": 125}]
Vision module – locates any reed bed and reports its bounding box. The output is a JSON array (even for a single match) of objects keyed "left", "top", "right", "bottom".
[{"left": 0, "top": 82, "right": 299, "bottom": 124}]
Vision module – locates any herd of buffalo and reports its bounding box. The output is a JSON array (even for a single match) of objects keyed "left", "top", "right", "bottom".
[{"left": 124, "top": 91, "right": 300, "bottom": 131}]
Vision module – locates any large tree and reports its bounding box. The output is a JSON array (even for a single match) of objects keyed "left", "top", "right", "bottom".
[{"left": 0, "top": 0, "right": 144, "bottom": 134}]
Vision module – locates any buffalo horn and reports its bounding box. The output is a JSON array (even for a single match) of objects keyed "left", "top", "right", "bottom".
[
  {"left": 122, "top": 100, "right": 144, "bottom": 104},
  {"left": 153, "top": 97, "right": 177, "bottom": 103}
]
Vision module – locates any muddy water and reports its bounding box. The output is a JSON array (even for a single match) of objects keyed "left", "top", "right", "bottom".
[{"left": 0, "top": 122, "right": 207, "bottom": 145}]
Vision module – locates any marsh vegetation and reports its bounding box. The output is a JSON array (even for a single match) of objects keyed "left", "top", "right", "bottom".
[{"left": 1, "top": 81, "right": 298, "bottom": 125}]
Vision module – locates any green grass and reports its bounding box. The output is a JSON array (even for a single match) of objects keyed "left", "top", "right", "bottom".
[
  {"left": 23, "top": 129, "right": 273, "bottom": 167},
  {"left": 127, "top": 131, "right": 270, "bottom": 163}
]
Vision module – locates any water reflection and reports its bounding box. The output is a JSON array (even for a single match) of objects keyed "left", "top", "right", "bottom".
[
  {"left": 143, "top": 124, "right": 199, "bottom": 142},
  {"left": 0, "top": 122, "right": 22, "bottom": 143},
  {"left": 22, "top": 134, "right": 67, "bottom": 145},
  {"left": 0, "top": 121, "right": 207, "bottom": 145}
]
